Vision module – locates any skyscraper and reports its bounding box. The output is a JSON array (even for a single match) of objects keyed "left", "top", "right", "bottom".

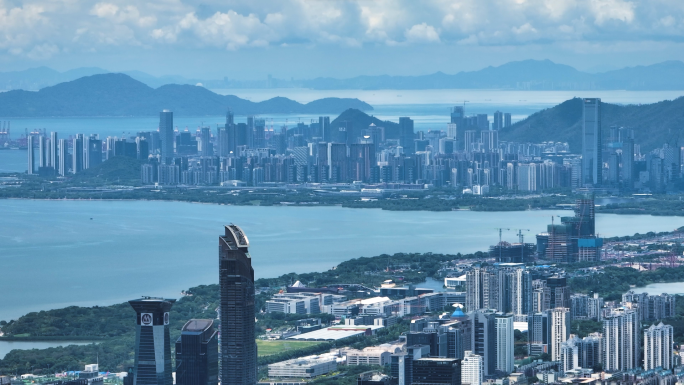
[
  {"left": 27, "top": 135, "right": 36, "bottom": 175},
  {"left": 175, "top": 319, "right": 219, "bottom": 385},
  {"left": 72, "top": 134, "right": 84, "bottom": 174},
  {"left": 492, "top": 111, "right": 503, "bottom": 130},
  {"left": 603, "top": 307, "right": 640, "bottom": 372},
  {"left": 495, "top": 313, "right": 514, "bottom": 374},
  {"left": 219, "top": 225, "right": 257, "bottom": 385},
  {"left": 503, "top": 113, "right": 512, "bottom": 128},
  {"left": 58, "top": 139, "right": 67, "bottom": 176},
  {"left": 38, "top": 135, "right": 47, "bottom": 168},
  {"left": 50, "top": 132, "right": 59, "bottom": 172},
  {"left": 399, "top": 117, "right": 415, "bottom": 153},
  {"left": 160, "top": 110, "right": 174, "bottom": 163},
  {"left": 128, "top": 297, "right": 176, "bottom": 385},
  {"left": 469, "top": 310, "right": 496, "bottom": 376},
  {"left": 643, "top": 322, "right": 673, "bottom": 370},
  {"left": 582, "top": 98, "right": 602, "bottom": 186}
]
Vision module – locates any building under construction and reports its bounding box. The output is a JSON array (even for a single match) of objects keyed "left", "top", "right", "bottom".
[
  {"left": 544, "top": 197, "right": 603, "bottom": 263},
  {"left": 489, "top": 241, "right": 536, "bottom": 263}
]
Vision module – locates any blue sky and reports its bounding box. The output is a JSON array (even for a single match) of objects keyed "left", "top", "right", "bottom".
[{"left": 1, "top": 0, "right": 683, "bottom": 78}]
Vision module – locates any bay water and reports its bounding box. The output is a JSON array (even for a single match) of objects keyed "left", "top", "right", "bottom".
[{"left": 1, "top": 199, "right": 683, "bottom": 320}]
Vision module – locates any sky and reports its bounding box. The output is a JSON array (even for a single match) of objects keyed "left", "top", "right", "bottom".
[{"left": 1, "top": 0, "right": 684, "bottom": 79}]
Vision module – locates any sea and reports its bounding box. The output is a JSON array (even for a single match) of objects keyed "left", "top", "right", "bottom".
[
  {"left": 1, "top": 88, "right": 683, "bottom": 173},
  {"left": 1, "top": 199, "right": 684, "bottom": 321}
]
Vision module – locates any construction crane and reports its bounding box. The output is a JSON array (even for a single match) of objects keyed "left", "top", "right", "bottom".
[
  {"left": 516, "top": 229, "right": 531, "bottom": 262},
  {"left": 494, "top": 228, "right": 511, "bottom": 262}
]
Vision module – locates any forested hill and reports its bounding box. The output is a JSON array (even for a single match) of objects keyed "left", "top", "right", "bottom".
[
  {"left": 0, "top": 73, "right": 373, "bottom": 117},
  {"left": 499, "top": 96, "right": 684, "bottom": 152},
  {"left": 330, "top": 108, "right": 401, "bottom": 139}
]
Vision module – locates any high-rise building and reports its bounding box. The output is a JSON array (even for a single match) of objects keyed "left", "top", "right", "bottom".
[
  {"left": 72, "top": 134, "right": 84, "bottom": 174},
  {"left": 50, "top": 132, "right": 59, "bottom": 172},
  {"left": 495, "top": 313, "right": 514, "bottom": 374},
  {"left": 38, "top": 135, "right": 47, "bottom": 168},
  {"left": 527, "top": 312, "right": 549, "bottom": 356},
  {"left": 320, "top": 116, "right": 331, "bottom": 142},
  {"left": 461, "top": 351, "right": 482, "bottom": 385},
  {"left": 603, "top": 307, "right": 640, "bottom": 372},
  {"left": 175, "top": 319, "right": 219, "bottom": 385},
  {"left": 581, "top": 98, "right": 601, "bottom": 186},
  {"left": 548, "top": 308, "right": 569, "bottom": 362},
  {"left": 469, "top": 310, "right": 496, "bottom": 376},
  {"left": 451, "top": 106, "right": 465, "bottom": 129},
  {"left": 200, "top": 127, "right": 212, "bottom": 157},
  {"left": 447, "top": 123, "right": 458, "bottom": 140},
  {"left": 160, "top": 110, "right": 174, "bottom": 163},
  {"left": 643, "top": 322, "right": 673, "bottom": 370},
  {"left": 399, "top": 117, "right": 415, "bottom": 153},
  {"left": 27, "top": 135, "right": 36, "bottom": 175},
  {"left": 492, "top": 112, "right": 503, "bottom": 131},
  {"left": 85, "top": 135, "right": 102, "bottom": 169},
  {"left": 503, "top": 113, "right": 512, "bottom": 128},
  {"left": 128, "top": 297, "right": 176, "bottom": 385},
  {"left": 219, "top": 225, "right": 257, "bottom": 385},
  {"left": 58, "top": 139, "right": 67, "bottom": 176}
]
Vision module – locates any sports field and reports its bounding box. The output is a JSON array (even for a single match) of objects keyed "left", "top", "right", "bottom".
[{"left": 256, "top": 340, "right": 322, "bottom": 356}]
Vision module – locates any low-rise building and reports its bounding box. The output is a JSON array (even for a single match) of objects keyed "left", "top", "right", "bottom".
[{"left": 267, "top": 353, "right": 340, "bottom": 379}]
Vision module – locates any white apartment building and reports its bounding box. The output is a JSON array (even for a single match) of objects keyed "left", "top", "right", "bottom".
[
  {"left": 462, "top": 351, "right": 483, "bottom": 385},
  {"left": 644, "top": 322, "right": 673, "bottom": 370}
]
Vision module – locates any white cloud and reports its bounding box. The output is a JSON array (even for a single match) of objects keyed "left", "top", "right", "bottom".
[
  {"left": 405, "top": 23, "right": 441, "bottom": 43},
  {"left": 0, "top": 0, "right": 683, "bottom": 61}
]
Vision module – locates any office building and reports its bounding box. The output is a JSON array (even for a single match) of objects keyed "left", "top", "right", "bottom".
[
  {"left": 503, "top": 113, "right": 512, "bottom": 128},
  {"left": 219, "top": 224, "right": 257, "bottom": 385},
  {"left": 603, "top": 307, "right": 640, "bottom": 372},
  {"left": 85, "top": 135, "right": 102, "bottom": 169},
  {"left": 128, "top": 297, "right": 176, "bottom": 385},
  {"left": 175, "top": 319, "right": 218, "bottom": 385},
  {"left": 399, "top": 117, "right": 414, "bottom": 153},
  {"left": 461, "top": 351, "right": 482, "bottom": 385},
  {"left": 643, "top": 322, "right": 673, "bottom": 370},
  {"left": 412, "top": 357, "right": 461, "bottom": 385},
  {"left": 320, "top": 116, "right": 331, "bottom": 142},
  {"left": 27, "top": 134, "right": 36, "bottom": 174},
  {"left": 160, "top": 110, "right": 174, "bottom": 163},
  {"left": 200, "top": 127, "right": 212, "bottom": 157},
  {"left": 469, "top": 310, "right": 496, "bottom": 376},
  {"left": 495, "top": 313, "right": 514, "bottom": 374},
  {"left": 527, "top": 312, "right": 549, "bottom": 356},
  {"left": 582, "top": 98, "right": 601, "bottom": 186}
]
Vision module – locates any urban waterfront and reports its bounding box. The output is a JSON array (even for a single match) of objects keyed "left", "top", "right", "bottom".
[{"left": 1, "top": 199, "right": 683, "bottom": 320}]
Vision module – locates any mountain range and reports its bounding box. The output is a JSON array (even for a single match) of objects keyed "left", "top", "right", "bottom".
[
  {"left": 334, "top": 96, "right": 684, "bottom": 153},
  {"left": 499, "top": 96, "right": 684, "bottom": 152},
  {"left": 0, "top": 74, "right": 372, "bottom": 117},
  {"left": 3, "top": 60, "right": 684, "bottom": 91}
]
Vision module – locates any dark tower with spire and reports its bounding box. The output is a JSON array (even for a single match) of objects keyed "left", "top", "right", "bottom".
[{"left": 219, "top": 224, "right": 257, "bottom": 385}]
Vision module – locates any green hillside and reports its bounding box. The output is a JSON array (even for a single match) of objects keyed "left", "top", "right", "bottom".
[{"left": 499, "top": 96, "right": 684, "bottom": 152}]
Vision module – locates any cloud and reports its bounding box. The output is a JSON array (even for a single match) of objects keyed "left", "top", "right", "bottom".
[
  {"left": 0, "top": 0, "right": 683, "bottom": 61},
  {"left": 405, "top": 23, "right": 441, "bottom": 43}
]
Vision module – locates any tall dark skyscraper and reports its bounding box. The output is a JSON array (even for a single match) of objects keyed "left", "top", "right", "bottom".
[
  {"left": 72, "top": 134, "right": 84, "bottom": 174},
  {"left": 176, "top": 319, "right": 219, "bottom": 385},
  {"left": 319, "top": 116, "right": 331, "bottom": 142},
  {"left": 399, "top": 117, "right": 415, "bottom": 153},
  {"left": 219, "top": 225, "right": 257, "bottom": 385},
  {"left": 582, "top": 98, "right": 601, "bottom": 186},
  {"left": 159, "top": 110, "right": 174, "bottom": 164},
  {"left": 128, "top": 297, "right": 176, "bottom": 385}
]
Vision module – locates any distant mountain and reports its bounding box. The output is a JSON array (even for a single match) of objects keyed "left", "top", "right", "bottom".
[
  {"left": 499, "top": 96, "right": 684, "bottom": 152},
  {"left": 0, "top": 66, "right": 109, "bottom": 91},
  {"left": 331, "top": 108, "right": 401, "bottom": 139},
  {"left": 0, "top": 73, "right": 373, "bottom": 117},
  {"left": 302, "top": 60, "right": 684, "bottom": 90}
]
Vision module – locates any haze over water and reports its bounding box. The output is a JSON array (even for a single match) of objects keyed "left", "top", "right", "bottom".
[{"left": 1, "top": 199, "right": 683, "bottom": 320}]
